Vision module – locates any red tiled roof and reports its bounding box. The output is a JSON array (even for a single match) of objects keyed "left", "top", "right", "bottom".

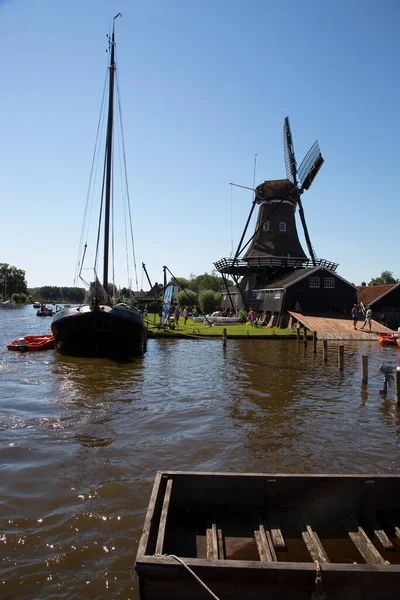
[{"left": 357, "top": 284, "right": 398, "bottom": 306}]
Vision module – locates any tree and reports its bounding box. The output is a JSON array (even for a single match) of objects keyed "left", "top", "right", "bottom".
[
  {"left": 369, "top": 271, "right": 399, "bottom": 285},
  {"left": 188, "top": 272, "right": 233, "bottom": 294},
  {"left": 171, "top": 277, "right": 191, "bottom": 289},
  {"left": 198, "top": 289, "right": 221, "bottom": 315},
  {"left": 107, "top": 283, "right": 118, "bottom": 298},
  {"left": 177, "top": 289, "right": 197, "bottom": 308},
  {"left": 0, "top": 263, "right": 28, "bottom": 299}
]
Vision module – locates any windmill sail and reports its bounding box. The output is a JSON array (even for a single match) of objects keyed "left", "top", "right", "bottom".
[
  {"left": 283, "top": 117, "right": 298, "bottom": 184},
  {"left": 298, "top": 140, "right": 324, "bottom": 191}
]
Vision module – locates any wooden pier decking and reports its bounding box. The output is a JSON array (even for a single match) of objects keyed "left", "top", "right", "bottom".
[{"left": 288, "top": 312, "right": 396, "bottom": 340}]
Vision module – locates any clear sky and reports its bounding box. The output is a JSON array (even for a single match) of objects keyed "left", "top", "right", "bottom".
[{"left": 1, "top": 0, "right": 399, "bottom": 290}]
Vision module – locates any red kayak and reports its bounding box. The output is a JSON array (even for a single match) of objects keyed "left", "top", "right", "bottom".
[
  {"left": 7, "top": 335, "right": 55, "bottom": 352},
  {"left": 378, "top": 333, "right": 397, "bottom": 345}
]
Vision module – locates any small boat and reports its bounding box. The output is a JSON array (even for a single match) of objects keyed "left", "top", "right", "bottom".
[
  {"left": 51, "top": 14, "right": 144, "bottom": 357},
  {"left": 136, "top": 471, "right": 400, "bottom": 600},
  {"left": 37, "top": 308, "right": 54, "bottom": 317},
  {"left": 378, "top": 333, "right": 398, "bottom": 345},
  {"left": 7, "top": 335, "right": 54, "bottom": 351},
  {"left": 33, "top": 302, "right": 41, "bottom": 309},
  {"left": 0, "top": 300, "right": 17, "bottom": 308}
]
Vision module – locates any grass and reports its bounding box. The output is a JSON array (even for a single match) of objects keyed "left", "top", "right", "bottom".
[{"left": 144, "top": 313, "right": 297, "bottom": 338}]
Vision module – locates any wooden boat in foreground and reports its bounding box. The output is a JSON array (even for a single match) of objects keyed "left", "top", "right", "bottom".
[
  {"left": 7, "top": 335, "right": 54, "bottom": 351},
  {"left": 136, "top": 471, "right": 400, "bottom": 600}
]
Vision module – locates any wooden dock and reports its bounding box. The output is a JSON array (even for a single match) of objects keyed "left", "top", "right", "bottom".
[{"left": 288, "top": 312, "right": 395, "bottom": 340}]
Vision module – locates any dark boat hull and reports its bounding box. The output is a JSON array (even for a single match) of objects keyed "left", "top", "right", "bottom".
[{"left": 51, "top": 305, "right": 145, "bottom": 356}]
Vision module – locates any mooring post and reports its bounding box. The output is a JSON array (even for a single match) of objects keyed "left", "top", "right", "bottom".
[
  {"left": 313, "top": 331, "right": 317, "bottom": 354},
  {"left": 296, "top": 326, "right": 300, "bottom": 343},
  {"left": 303, "top": 327, "right": 307, "bottom": 347},
  {"left": 362, "top": 355, "right": 368, "bottom": 384},
  {"left": 396, "top": 367, "right": 400, "bottom": 406},
  {"left": 222, "top": 328, "right": 227, "bottom": 347},
  {"left": 338, "top": 345, "right": 344, "bottom": 371},
  {"left": 323, "top": 340, "right": 328, "bottom": 361}
]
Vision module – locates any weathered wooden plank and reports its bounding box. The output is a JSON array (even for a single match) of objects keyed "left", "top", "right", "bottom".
[
  {"left": 297, "top": 518, "right": 330, "bottom": 563},
  {"left": 366, "top": 516, "right": 395, "bottom": 551},
  {"left": 261, "top": 521, "right": 277, "bottom": 561},
  {"left": 268, "top": 509, "right": 286, "bottom": 551},
  {"left": 137, "top": 471, "right": 163, "bottom": 557},
  {"left": 343, "top": 515, "right": 385, "bottom": 565},
  {"left": 253, "top": 515, "right": 276, "bottom": 562},
  {"left": 155, "top": 477, "right": 173, "bottom": 555},
  {"left": 206, "top": 521, "right": 218, "bottom": 559},
  {"left": 254, "top": 530, "right": 270, "bottom": 561},
  {"left": 217, "top": 522, "right": 225, "bottom": 559},
  {"left": 388, "top": 515, "right": 400, "bottom": 543},
  {"left": 363, "top": 480, "right": 394, "bottom": 551}
]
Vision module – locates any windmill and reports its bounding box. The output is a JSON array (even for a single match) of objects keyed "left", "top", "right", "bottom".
[
  {"left": 234, "top": 117, "right": 324, "bottom": 267},
  {"left": 214, "top": 117, "right": 335, "bottom": 312},
  {"left": 283, "top": 116, "right": 324, "bottom": 265}
]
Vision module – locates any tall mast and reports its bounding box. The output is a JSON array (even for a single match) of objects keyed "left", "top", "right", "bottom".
[{"left": 103, "top": 13, "right": 122, "bottom": 293}]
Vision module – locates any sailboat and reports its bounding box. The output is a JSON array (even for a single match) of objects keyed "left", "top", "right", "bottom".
[{"left": 51, "top": 14, "right": 145, "bottom": 357}]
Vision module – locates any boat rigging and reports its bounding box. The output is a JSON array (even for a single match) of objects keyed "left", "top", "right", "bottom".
[{"left": 51, "top": 15, "right": 145, "bottom": 357}]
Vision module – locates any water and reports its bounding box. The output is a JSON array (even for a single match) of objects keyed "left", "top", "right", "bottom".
[{"left": 1, "top": 305, "right": 400, "bottom": 598}]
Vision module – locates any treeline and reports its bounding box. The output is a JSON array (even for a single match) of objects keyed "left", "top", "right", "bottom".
[
  {"left": 29, "top": 286, "right": 86, "bottom": 303},
  {"left": 0, "top": 263, "right": 28, "bottom": 299}
]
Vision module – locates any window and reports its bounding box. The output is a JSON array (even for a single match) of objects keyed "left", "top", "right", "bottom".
[
  {"left": 273, "top": 291, "right": 281, "bottom": 300},
  {"left": 324, "top": 277, "right": 335, "bottom": 289},
  {"left": 279, "top": 222, "right": 286, "bottom": 232},
  {"left": 262, "top": 220, "right": 270, "bottom": 232},
  {"left": 309, "top": 277, "right": 320, "bottom": 288}
]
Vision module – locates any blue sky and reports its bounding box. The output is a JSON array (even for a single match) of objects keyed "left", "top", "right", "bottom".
[{"left": 1, "top": 0, "right": 399, "bottom": 290}]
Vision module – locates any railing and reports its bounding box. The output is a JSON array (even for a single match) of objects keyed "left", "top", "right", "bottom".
[{"left": 214, "top": 257, "right": 338, "bottom": 273}]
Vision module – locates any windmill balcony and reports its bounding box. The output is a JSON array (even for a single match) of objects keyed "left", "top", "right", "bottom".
[{"left": 214, "top": 256, "right": 338, "bottom": 275}]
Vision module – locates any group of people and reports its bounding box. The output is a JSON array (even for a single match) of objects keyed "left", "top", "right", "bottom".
[
  {"left": 169, "top": 306, "right": 189, "bottom": 327},
  {"left": 351, "top": 304, "right": 374, "bottom": 331}
]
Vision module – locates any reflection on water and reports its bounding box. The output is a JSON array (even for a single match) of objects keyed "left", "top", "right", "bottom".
[{"left": 1, "top": 307, "right": 400, "bottom": 598}]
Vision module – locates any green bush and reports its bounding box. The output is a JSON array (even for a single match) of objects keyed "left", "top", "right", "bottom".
[
  {"left": 238, "top": 309, "right": 248, "bottom": 323},
  {"left": 11, "top": 293, "right": 21, "bottom": 303},
  {"left": 198, "top": 289, "right": 221, "bottom": 315},
  {"left": 148, "top": 300, "right": 161, "bottom": 313}
]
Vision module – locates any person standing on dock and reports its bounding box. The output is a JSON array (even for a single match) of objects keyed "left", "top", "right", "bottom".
[
  {"left": 361, "top": 306, "right": 372, "bottom": 331},
  {"left": 351, "top": 304, "right": 359, "bottom": 329}
]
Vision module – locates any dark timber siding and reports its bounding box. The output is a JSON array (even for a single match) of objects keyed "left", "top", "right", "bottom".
[
  {"left": 370, "top": 287, "right": 400, "bottom": 329},
  {"left": 283, "top": 269, "right": 357, "bottom": 314}
]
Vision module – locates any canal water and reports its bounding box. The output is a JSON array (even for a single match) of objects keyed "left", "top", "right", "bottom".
[{"left": 1, "top": 305, "right": 400, "bottom": 598}]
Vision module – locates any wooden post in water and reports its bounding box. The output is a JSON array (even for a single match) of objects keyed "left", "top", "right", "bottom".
[
  {"left": 362, "top": 355, "right": 368, "bottom": 383},
  {"left": 313, "top": 331, "right": 317, "bottom": 354},
  {"left": 338, "top": 345, "right": 344, "bottom": 371},
  {"left": 296, "top": 326, "right": 300, "bottom": 344},
  {"left": 396, "top": 367, "right": 400, "bottom": 406},
  {"left": 222, "top": 328, "right": 227, "bottom": 347},
  {"left": 323, "top": 340, "right": 328, "bottom": 361},
  {"left": 303, "top": 327, "right": 307, "bottom": 347}
]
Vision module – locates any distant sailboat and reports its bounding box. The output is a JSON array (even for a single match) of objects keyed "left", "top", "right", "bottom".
[{"left": 52, "top": 15, "right": 145, "bottom": 357}]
